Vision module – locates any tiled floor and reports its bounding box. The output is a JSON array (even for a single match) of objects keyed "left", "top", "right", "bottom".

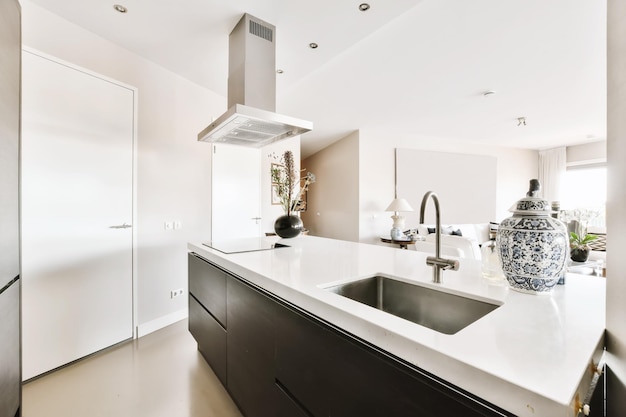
[{"left": 22, "top": 320, "right": 242, "bottom": 417}]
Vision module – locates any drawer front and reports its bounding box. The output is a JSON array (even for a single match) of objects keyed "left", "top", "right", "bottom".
[
  {"left": 276, "top": 305, "right": 511, "bottom": 417},
  {"left": 188, "top": 294, "right": 227, "bottom": 386},
  {"left": 227, "top": 277, "right": 278, "bottom": 417},
  {"left": 188, "top": 253, "right": 227, "bottom": 327},
  {"left": 274, "top": 383, "right": 312, "bottom": 417}
]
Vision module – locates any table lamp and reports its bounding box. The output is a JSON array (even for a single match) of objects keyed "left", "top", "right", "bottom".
[{"left": 385, "top": 198, "right": 414, "bottom": 240}]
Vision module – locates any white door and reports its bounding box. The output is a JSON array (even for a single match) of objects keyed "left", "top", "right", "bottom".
[
  {"left": 21, "top": 50, "right": 134, "bottom": 380},
  {"left": 212, "top": 144, "right": 262, "bottom": 240}
]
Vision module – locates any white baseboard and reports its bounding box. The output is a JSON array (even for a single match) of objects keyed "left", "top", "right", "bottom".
[{"left": 136, "top": 308, "right": 188, "bottom": 338}]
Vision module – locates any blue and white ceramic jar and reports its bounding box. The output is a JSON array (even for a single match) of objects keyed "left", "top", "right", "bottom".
[{"left": 496, "top": 180, "right": 568, "bottom": 295}]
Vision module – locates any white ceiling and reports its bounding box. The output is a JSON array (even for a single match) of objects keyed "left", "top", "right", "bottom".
[{"left": 26, "top": 0, "right": 607, "bottom": 158}]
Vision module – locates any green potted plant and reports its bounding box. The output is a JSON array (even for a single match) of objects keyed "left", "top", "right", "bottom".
[{"left": 569, "top": 231, "right": 598, "bottom": 262}]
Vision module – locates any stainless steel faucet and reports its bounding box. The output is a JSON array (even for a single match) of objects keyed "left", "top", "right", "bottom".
[{"left": 419, "top": 191, "right": 460, "bottom": 283}]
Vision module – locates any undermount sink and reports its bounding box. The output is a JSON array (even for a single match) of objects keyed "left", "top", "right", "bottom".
[{"left": 324, "top": 276, "right": 500, "bottom": 335}]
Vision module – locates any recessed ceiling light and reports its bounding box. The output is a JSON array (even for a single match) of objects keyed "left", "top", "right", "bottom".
[
  {"left": 113, "top": 4, "right": 128, "bottom": 13},
  {"left": 359, "top": 3, "right": 371, "bottom": 12},
  {"left": 276, "top": 69, "right": 284, "bottom": 74},
  {"left": 309, "top": 42, "right": 319, "bottom": 49},
  {"left": 483, "top": 90, "right": 496, "bottom": 97}
]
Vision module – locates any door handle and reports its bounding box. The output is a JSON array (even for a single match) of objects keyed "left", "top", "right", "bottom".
[{"left": 109, "top": 223, "right": 132, "bottom": 229}]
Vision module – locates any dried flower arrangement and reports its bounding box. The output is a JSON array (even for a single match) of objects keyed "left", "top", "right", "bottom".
[{"left": 270, "top": 150, "right": 316, "bottom": 216}]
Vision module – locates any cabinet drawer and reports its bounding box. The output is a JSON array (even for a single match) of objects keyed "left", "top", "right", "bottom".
[
  {"left": 276, "top": 305, "right": 511, "bottom": 417},
  {"left": 227, "top": 277, "right": 278, "bottom": 417},
  {"left": 188, "top": 295, "right": 227, "bottom": 385},
  {"left": 188, "top": 253, "right": 226, "bottom": 327},
  {"left": 274, "top": 382, "right": 312, "bottom": 417}
]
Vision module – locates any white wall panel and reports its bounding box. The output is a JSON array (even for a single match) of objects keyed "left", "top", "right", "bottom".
[
  {"left": 21, "top": 50, "right": 134, "bottom": 379},
  {"left": 396, "top": 149, "right": 497, "bottom": 226},
  {"left": 358, "top": 129, "right": 538, "bottom": 245},
  {"left": 606, "top": 0, "right": 626, "bottom": 412},
  {"left": 21, "top": 0, "right": 223, "bottom": 332}
]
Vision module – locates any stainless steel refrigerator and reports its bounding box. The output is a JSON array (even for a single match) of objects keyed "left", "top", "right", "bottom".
[{"left": 0, "top": 0, "right": 21, "bottom": 416}]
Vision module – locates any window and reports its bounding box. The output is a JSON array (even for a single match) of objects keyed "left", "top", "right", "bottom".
[{"left": 561, "top": 164, "right": 606, "bottom": 229}]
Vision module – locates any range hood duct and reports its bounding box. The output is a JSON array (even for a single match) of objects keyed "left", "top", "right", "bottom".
[{"left": 198, "top": 13, "right": 312, "bottom": 147}]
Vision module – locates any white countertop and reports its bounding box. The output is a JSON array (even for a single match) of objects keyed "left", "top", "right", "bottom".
[{"left": 189, "top": 235, "right": 606, "bottom": 417}]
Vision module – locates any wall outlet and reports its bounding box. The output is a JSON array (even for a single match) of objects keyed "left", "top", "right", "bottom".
[
  {"left": 170, "top": 288, "right": 184, "bottom": 299},
  {"left": 174, "top": 221, "right": 182, "bottom": 230},
  {"left": 164, "top": 221, "right": 173, "bottom": 230}
]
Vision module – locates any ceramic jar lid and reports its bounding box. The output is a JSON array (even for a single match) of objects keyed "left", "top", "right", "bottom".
[
  {"left": 509, "top": 197, "right": 552, "bottom": 215},
  {"left": 508, "top": 179, "right": 552, "bottom": 215}
]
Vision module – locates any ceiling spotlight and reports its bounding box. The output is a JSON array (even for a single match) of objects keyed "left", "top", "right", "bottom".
[
  {"left": 309, "top": 42, "right": 319, "bottom": 49},
  {"left": 517, "top": 117, "right": 527, "bottom": 126},
  {"left": 483, "top": 90, "right": 496, "bottom": 97},
  {"left": 359, "top": 3, "right": 371, "bottom": 11},
  {"left": 276, "top": 69, "right": 284, "bottom": 74},
  {"left": 113, "top": 4, "right": 128, "bottom": 13}
]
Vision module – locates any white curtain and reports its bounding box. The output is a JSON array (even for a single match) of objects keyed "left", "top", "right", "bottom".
[{"left": 538, "top": 147, "right": 567, "bottom": 204}]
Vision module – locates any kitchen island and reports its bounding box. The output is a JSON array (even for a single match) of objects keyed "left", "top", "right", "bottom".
[{"left": 188, "top": 235, "right": 605, "bottom": 417}]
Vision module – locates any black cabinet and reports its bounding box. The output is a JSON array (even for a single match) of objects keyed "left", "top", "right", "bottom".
[
  {"left": 188, "top": 253, "right": 513, "bottom": 417},
  {"left": 227, "top": 277, "right": 278, "bottom": 417},
  {"left": 276, "top": 303, "right": 511, "bottom": 417},
  {"left": 274, "top": 383, "right": 312, "bottom": 417},
  {"left": 188, "top": 253, "right": 226, "bottom": 326},
  {"left": 0, "top": 280, "right": 20, "bottom": 417},
  {"left": 188, "top": 253, "right": 227, "bottom": 385},
  {"left": 188, "top": 294, "right": 227, "bottom": 384}
]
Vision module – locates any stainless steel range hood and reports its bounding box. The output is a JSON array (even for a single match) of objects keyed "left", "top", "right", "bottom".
[{"left": 198, "top": 14, "right": 312, "bottom": 147}]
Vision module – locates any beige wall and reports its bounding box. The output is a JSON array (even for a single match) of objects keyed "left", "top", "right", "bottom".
[
  {"left": 301, "top": 131, "right": 359, "bottom": 241},
  {"left": 303, "top": 128, "right": 538, "bottom": 245},
  {"left": 567, "top": 140, "right": 607, "bottom": 165},
  {"left": 21, "top": 0, "right": 223, "bottom": 333},
  {"left": 358, "top": 129, "right": 538, "bottom": 245},
  {"left": 396, "top": 149, "right": 497, "bottom": 226},
  {"left": 606, "top": 0, "right": 626, "bottom": 413}
]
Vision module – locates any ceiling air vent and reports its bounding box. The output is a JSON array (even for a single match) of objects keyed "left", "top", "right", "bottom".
[{"left": 249, "top": 19, "right": 273, "bottom": 42}]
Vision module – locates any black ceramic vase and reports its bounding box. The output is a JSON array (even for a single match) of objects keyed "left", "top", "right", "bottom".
[
  {"left": 571, "top": 246, "right": 590, "bottom": 262},
  {"left": 274, "top": 214, "right": 303, "bottom": 238}
]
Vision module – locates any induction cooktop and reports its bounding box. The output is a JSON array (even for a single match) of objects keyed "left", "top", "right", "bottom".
[{"left": 203, "top": 237, "right": 290, "bottom": 254}]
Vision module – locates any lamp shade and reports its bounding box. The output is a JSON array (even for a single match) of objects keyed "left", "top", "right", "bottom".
[{"left": 385, "top": 198, "right": 414, "bottom": 212}]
